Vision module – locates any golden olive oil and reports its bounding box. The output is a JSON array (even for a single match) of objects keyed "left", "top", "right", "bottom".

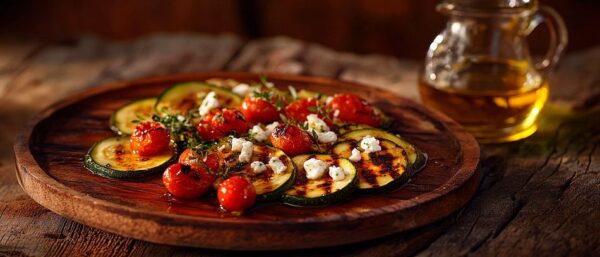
[{"left": 419, "top": 58, "right": 548, "bottom": 143}]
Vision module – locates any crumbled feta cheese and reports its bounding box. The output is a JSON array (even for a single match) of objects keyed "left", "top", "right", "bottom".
[
  {"left": 360, "top": 135, "right": 382, "bottom": 153},
  {"left": 250, "top": 125, "right": 268, "bottom": 142},
  {"left": 176, "top": 115, "right": 186, "bottom": 122},
  {"left": 232, "top": 83, "right": 250, "bottom": 96},
  {"left": 268, "top": 157, "right": 287, "bottom": 174},
  {"left": 199, "top": 91, "right": 220, "bottom": 116},
  {"left": 317, "top": 131, "right": 337, "bottom": 143},
  {"left": 306, "top": 114, "right": 330, "bottom": 132},
  {"left": 231, "top": 137, "right": 245, "bottom": 152},
  {"left": 265, "top": 82, "right": 274, "bottom": 88},
  {"left": 325, "top": 96, "right": 333, "bottom": 104},
  {"left": 288, "top": 86, "right": 297, "bottom": 99},
  {"left": 348, "top": 148, "right": 362, "bottom": 162},
  {"left": 250, "top": 161, "right": 267, "bottom": 174},
  {"left": 328, "top": 165, "right": 346, "bottom": 181},
  {"left": 303, "top": 158, "right": 329, "bottom": 180},
  {"left": 265, "top": 121, "right": 280, "bottom": 135},
  {"left": 238, "top": 140, "right": 254, "bottom": 162}
]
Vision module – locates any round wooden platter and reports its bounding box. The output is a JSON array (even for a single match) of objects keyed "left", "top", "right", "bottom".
[{"left": 14, "top": 72, "right": 480, "bottom": 250}]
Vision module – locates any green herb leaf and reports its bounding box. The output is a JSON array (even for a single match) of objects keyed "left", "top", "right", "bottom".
[
  {"left": 279, "top": 113, "right": 289, "bottom": 123},
  {"left": 252, "top": 90, "right": 272, "bottom": 101}
]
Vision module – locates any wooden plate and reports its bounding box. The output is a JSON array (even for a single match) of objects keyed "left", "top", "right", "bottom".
[{"left": 14, "top": 72, "right": 480, "bottom": 250}]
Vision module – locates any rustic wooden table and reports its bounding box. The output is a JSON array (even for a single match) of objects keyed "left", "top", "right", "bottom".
[{"left": 0, "top": 34, "right": 598, "bottom": 257}]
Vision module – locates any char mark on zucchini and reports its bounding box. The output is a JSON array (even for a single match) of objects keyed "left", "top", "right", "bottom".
[{"left": 283, "top": 154, "right": 358, "bottom": 207}]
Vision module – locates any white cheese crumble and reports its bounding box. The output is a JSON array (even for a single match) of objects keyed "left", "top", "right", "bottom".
[
  {"left": 230, "top": 137, "right": 254, "bottom": 162},
  {"left": 303, "top": 158, "right": 329, "bottom": 180},
  {"left": 304, "top": 115, "right": 336, "bottom": 143},
  {"left": 265, "top": 121, "right": 280, "bottom": 135},
  {"left": 265, "top": 82, "right": 274, "bottom": 88},
  {"left": 268, "top": 157, "right": 287, "bottom": 174},
  {"left": 250, "top": 125, "right": 268, "bottom": 142},
  {"left": 230, "top": 137, "right": 245, "bottom": 152},
  {"left": 288, "top": 86, "right": 298, "bottom": 99},
  {"left": 199, "top": 91, "right": 220, "bottom": 116},
  {"left": 317, "top": 131, "right": 337, "bottom": 143},
  {"left": 328, "top": 165, "right": 346, "bottom": 181},
  {"left": 238, "top": 141, "right": 254, "bottom": 163},
  {"left": 360, "top": 135, "right": 382, "bottom": 153},
  {"left": 250, "top": 161, "right": 267, "bottom": 174},
  {"left": 232, "top": 83, "right": 250, "bottom": 96},
  {"left": 349, "top": 148, "right": 362, "bottom": 162},
  {"left": 306, "top": 114, "right": 330, "bottom": 132}
]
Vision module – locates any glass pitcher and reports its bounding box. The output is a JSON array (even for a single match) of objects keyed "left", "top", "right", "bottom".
[{"left": 419, "top": 0, "right": 567, "bottom": 143}]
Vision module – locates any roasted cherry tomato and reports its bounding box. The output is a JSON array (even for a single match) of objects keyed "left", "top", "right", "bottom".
[
  {"left": 217, "top": 176, "right": 256, "bottom": 212},
  {"left": 326, "top": 94, "right": 381, "bottom": 126},
  {"left": 162, "top": 163, "right": 215, "bottom": 199},
  {"left": 285, "top": 97, "right": 333, "bottom": 127},
  {"left": 241, "top": 96, "right": 281, "bottom": 124},
  {"left": 130, "top": 121, "right": 171, "bottom": 156},
  {"left": 269, "top": 124, "right": 313, "bottom": 156},
  {"left": 196, "top": 108, "right": 250, "bottom": 140},
  {"left": 178, "top": 149, "right": 220, "bottom": 173}
]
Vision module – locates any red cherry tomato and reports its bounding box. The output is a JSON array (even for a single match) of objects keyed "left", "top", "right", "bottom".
[
  {"left": 217, "top": 176, "right": 256, "bottom": 212},
  {"left": 269, "top": 124, "right": 313, "bottom": 156},
  {"left": 285, "top": 98, "right": 333, "bottom": 127},
  {"left": 130, "top": 121, "right": 171, "bottom": 156},
  {"left": 162, "top": 163, "right": 214, "bottom": 199},
  {"left": 241, "top": 96, "right": 280, "bottom": 124},
  {"left": 178, "top": 149, "right": 220, "bottom": 173},
  {"left": 326, "top": 94, "right": 381, "bottom": 126},
  {"left": 196, "top": 108, "right": 250, "bottom": 140}
]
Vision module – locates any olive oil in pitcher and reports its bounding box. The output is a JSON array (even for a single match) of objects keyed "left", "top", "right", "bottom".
[
  {"left": 419, "top": 58, "right": 548, "bottom": 143},
  {"left": 420, "top": 0, "right": 567, "bottom": 143}
]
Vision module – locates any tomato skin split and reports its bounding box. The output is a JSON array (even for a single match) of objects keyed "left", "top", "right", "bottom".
[
  {"left": 269, "top": 124, "right": 314, "bottom": 156},
  {"left": 162, "top": 163, "right": 215, "bottom": 199},
  {"left": 196, "top": 108, "right": 250, "bottom": 140},
  {"left": 130, "top": 122, "right": 171, "bottom": 156}
]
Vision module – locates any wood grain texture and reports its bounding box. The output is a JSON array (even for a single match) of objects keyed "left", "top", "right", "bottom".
[
  {"left": 14, "top": 72, "right": 479, "bottom": 250},
  {"left": 1, "top": 35, "right": 599, "bottom": 256}
]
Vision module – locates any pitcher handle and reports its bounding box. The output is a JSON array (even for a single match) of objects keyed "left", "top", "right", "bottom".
[{"left": 525, "top": 5, "right": 568, "bottom": 72}]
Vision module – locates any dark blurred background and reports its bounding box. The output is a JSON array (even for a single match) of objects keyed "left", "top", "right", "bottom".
[{"left": 0, "top": 0, "right": 598, "bottom": 60}]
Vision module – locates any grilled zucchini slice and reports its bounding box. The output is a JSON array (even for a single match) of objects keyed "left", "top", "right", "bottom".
[
  {"left": 332, "top": 139, "right": 409, "bottom": 192},
  {"left": 283, "top": 154, "right": 358, "bottom": 206},
  {"left": 84, "top": 136, "right": 176, "bottom": 179},
  {"left": 295, "top": 89, "right": 328, "bottom": 100},
  {"left": 337, "top": 123, "right": 373, "bottom": 134},
  {"left": 218, "top": 144, "right": 295, "bottom": 202},
  {"left": 109, "top": 97, "right": 157, "bottom": 135},
  {"left": 155, "top": 82, "right": 242, "bottom": 116},
  {"left": 340, "top": 128, "right": 426, "bottom": 173}
]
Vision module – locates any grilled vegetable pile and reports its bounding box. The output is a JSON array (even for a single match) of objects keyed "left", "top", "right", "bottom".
[{"left": 84, "top": 77, "right": 426, "bottom": 214}]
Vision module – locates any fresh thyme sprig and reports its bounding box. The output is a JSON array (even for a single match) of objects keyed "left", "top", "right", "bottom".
[{"left": 153, "top": 109, "right": 203, "bottom": 150}]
